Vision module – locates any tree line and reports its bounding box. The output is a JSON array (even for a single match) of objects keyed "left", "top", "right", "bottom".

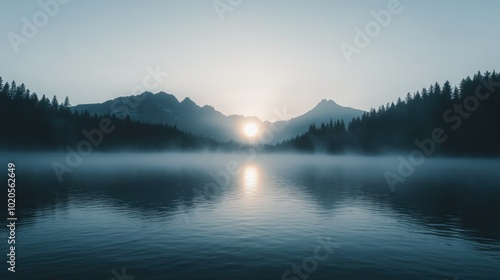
[
  {"left": 273, "top": 71, "right": 500, "bottom": 156},
  {"left": 0, "top": 76, "right": 243, "bottom": 151},
  {"left": 1, "top": 71, "right": 499, "bottom": 156}
]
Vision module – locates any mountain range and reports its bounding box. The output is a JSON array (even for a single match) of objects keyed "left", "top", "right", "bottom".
[{"left": 72, "top": 92, "right": 364, "bottom": 143}]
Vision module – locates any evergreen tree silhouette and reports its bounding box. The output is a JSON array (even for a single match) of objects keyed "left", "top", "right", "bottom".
[{"left": 274, "top": 71, "right": 500, "bottom": 156}]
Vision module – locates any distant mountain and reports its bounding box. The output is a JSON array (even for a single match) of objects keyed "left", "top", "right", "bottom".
[
  {"left": 272, "top": 71, "right": 500, "bottom": 156},
  {"left": 72, "top": 92, "right": 364, "bottom": 143},
  {"left": 0, "top": 83, "right": 232, "bottom": 153},
  {"left": 269, "top": 99, "right": 364, "bottom": 143}
]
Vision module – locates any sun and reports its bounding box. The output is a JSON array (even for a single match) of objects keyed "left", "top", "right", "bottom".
[{"left": 244, "top": 123, "right": 259, "bottom": 138}]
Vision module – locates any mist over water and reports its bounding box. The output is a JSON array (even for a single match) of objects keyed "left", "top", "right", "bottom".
[{"left": 1, "top": 152, "right": 499, "bottom": 280}]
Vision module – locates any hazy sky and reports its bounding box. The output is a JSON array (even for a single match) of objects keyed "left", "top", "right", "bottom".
[{"left": 1, "top": 0, "right": 499, "bottom": 121}]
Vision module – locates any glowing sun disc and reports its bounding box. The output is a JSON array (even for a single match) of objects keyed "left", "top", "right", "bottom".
[{"left": 244, "top": 123, "right": 258, "bottom": 137}]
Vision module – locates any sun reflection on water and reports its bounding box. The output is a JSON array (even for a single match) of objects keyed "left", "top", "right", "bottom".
[{"left": 243, "top": 165, "right": 259, "bottom": 195}]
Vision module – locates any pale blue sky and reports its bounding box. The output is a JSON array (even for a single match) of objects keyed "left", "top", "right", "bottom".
[{"left": 1, "top": 0, "right": 499, "bottom": 120}]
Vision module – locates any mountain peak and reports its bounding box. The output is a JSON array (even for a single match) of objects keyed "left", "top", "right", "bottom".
[
  {"left": 73, "top": 93, "right": 364, "bottom": 144},
  {"left": 181, "top": 97, "right": 195, "bottom": 103},
  {"left": 318, "top": 99, "right": 338, "bottom": 105},
  {"left": 140, "top": 91, "right": 154, "bottom": 96},
  {"left": 312, "top": 99, "right": 340, "bottom": 111},
  {"left": 181, "top": 97, "right": 198, "bottom": 108},
  {"left": 149, "top": 91, "right": 179, "bottom": 103}
]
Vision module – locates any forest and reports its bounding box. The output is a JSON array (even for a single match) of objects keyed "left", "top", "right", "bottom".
[
  {"left": 0, "top": 77, "right": 241, "bottom": 151},
  {"left": 274, "top": 71, "right": 500, "bottom": 156},
  {"left": 1, "top": 71, "right": 499, "bottom": 156}
]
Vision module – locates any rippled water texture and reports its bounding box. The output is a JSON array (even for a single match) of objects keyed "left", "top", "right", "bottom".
[{"left": 1, "top": 153, "right": 499, "bottom": 280}]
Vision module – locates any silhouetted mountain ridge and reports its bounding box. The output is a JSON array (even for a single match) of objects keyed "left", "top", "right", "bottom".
[
  {"left": 1, "top": 70, "right": 499, "bottom": 156},
  {"left": 273, "top": 71, "right": 500, "bottom": 155},
  {"left": 73, "top": 92, "right": 364, "bottom": 143},
  {"left": 0, "top": 80, "right": 235, "bottom": 151}
]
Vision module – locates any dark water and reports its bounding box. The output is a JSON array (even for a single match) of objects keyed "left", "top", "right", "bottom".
[{"left": 1, "top": 153, "right": 500, "bottom": 280}]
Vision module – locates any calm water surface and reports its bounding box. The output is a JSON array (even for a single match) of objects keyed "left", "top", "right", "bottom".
[{"left": 1, "top": 153, "right": 499, "bottom": 280}]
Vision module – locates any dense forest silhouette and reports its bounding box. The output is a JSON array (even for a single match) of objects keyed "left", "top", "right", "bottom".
[
  {"left": 0, "top": 76, "right": 243, "bottom": 151},
  {"left": 1, "top": 71, "right": 499, "bottom": 156},
  {"left": 274, "top": 71, "right": 500, "bottom": 156}
]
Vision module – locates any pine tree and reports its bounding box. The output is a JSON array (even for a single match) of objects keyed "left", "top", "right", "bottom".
[
  {"left": 421, "top": 88, "right": 429, "bottom": 99},
  {"left": 15, "top": 83, "right": 26, "bottom": 100},
  {"left": 442, "top": 81, "right": 452, "bottom": 101},
  {"left": 9, "top": 81, "right": 17, "bottom": 98},
  {"left": 30, "top": 92, "right": 39, "bottom": 103},
  {"left": 51, "top": 95, "right": 59, "bottom": 109},
  {"left": 40, "top": 95, "right": 50, "bottom": 108},
  {"left": 452, "top": 87, "right": 460, "bottom": 100},
  {"left": 405, "top": 92, "right": 412, "bottom": 103},
  {"left": 414, "top": 91, "right": 422, "bottom": 101},
  {"left": 434, "top": 82, "right": 441, "bottom": 96},
  {"left": 2, "top": 82, "right": 10, "bottom": 98},
  {"left": 63, "top": 96, "right": 70, "bottom": 108}
]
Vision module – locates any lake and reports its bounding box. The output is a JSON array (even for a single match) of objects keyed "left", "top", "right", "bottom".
[{"left": 1, "top": 153, "right": 499, "bottom": 280}]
